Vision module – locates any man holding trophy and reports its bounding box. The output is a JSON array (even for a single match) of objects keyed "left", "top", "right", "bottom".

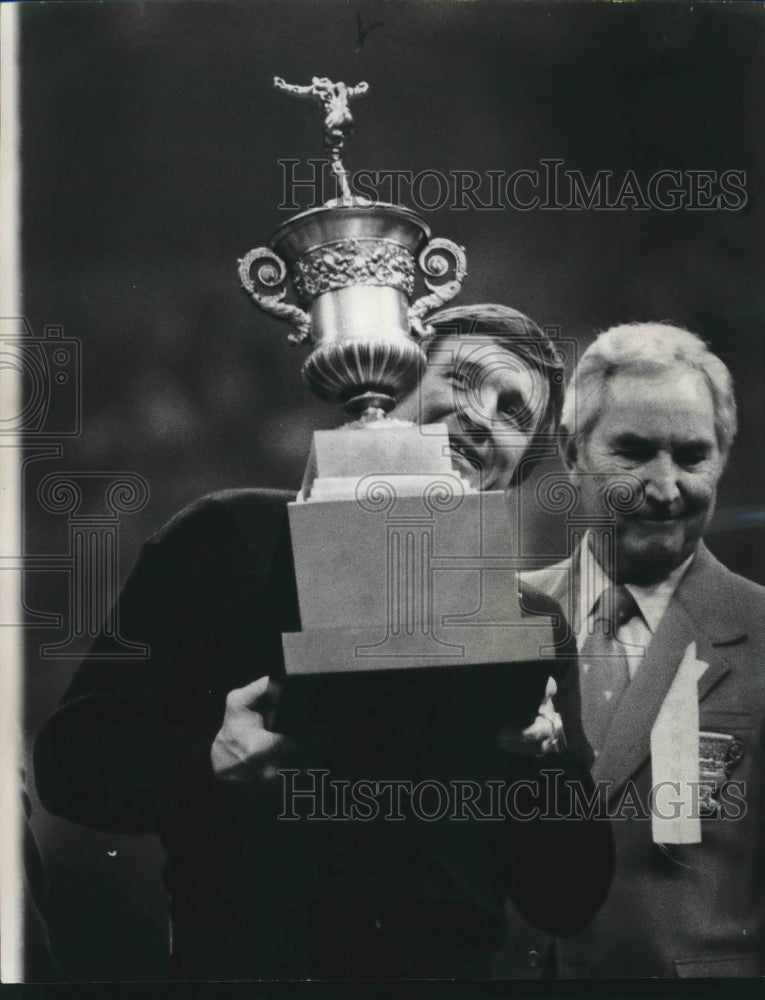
[{"left": 34, "top": 79, "right": 612, "bottom": 980}]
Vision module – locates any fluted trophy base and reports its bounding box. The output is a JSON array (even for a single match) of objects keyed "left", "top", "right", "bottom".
[
  {"left": 342, "top": 393, "right": 394, "bottom": 421},
  {"left": 301, "top": 332, "right": 425, "bottom": 420}
]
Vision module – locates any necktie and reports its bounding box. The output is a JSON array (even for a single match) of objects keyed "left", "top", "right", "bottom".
[{"left": 580, "top": 584, "right": 639, "bottom": 754}]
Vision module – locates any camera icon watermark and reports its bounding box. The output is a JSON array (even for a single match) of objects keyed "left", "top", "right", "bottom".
[
  {"left": 0, "top": 318, "right": 81, "bottom": 437},
  {"left": 1, "top": 318, "right": 149, "bottom": 658}
]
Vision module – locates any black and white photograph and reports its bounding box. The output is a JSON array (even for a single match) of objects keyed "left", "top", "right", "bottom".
[{"left": 2, "top": 0, "right": 764, "bottom": 986}]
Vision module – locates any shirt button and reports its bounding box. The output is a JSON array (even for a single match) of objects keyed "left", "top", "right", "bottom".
[{"left": 527, "top": 949, "right": 542, "bottom": 969}]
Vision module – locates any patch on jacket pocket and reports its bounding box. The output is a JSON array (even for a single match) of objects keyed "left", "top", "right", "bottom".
[{"left": 698, "top": 731, "right": 744, "bottom": 818}]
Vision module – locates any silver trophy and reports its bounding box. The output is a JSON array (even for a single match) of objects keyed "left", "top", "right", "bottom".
[
  {"left": 238, "top": 76, "right": 467, "bottom": 421},
  {"left": 236, "top": 78, "right": 552, "bottom": 679}
]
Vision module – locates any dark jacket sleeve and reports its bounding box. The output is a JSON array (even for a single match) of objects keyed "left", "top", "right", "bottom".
[
  {"left": 33, "top": 489, "right": 297, "bottom": 834},
  {"left": 504, "top": 585, "right": 614, "bottom": 935}
]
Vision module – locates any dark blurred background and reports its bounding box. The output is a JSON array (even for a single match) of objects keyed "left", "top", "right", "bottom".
[{"left": 18, "top": 0, "right": 764, "bottom": 980}]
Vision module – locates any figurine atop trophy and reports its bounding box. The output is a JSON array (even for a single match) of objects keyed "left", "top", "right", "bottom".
[
  {"left": 238, "top": 76, "right": 467, "bottom": 436},
  {"left": 273, "top": 75, "right": 368, "bottom": 204}
]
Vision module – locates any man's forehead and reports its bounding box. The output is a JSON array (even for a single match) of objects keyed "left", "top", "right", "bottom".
[
  {"left": 428, "top": 333, "right": 538, "bottom": 367},
  {"left": 598, "top": 368, "right": 717, "bottom": 440},
  {"left": 606, "top": 364, "right": 712, "bottom": 401}
]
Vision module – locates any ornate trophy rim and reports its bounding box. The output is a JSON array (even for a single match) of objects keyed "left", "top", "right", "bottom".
[{"left": 269, "top": 201, "right": 432, "bottom": 244}]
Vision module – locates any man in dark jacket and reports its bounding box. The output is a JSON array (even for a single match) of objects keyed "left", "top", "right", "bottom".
[{"left": 35, "top": 305, "right": 613, "bottom": 980}]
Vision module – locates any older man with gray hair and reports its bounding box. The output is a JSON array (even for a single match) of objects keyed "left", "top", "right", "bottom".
[{"left": 499, "top": 321, "right": 765, "bottom": 978}]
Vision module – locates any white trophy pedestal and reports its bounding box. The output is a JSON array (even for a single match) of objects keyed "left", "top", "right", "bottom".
[{"left": 282, "top": 422, "right": 554, "bottom": 677}]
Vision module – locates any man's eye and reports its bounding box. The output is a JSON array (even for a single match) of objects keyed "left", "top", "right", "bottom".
[
  {"left": 676, "top": 448, "right": 708, "bottom": 467},
  {"left": 615, "top": 446, "right": 652, "bottom": 462},
  {"left": 502, "top": 402, "right": 523, "bottom": 421},
  {"left": 500, "top": 401, "right": 535, "bottom": 431},
  {"left": 450, "top": 370, "right": 470, "bottom": 388}
]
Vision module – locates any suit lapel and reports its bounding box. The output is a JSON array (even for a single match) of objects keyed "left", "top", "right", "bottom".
[
  {"left": 592, "top": 544, "right": 742, "bottom": 793},
  {"left": 592, "top": 599, "right": 705, "bottom": 788}
]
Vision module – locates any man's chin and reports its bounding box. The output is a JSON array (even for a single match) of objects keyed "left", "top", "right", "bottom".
[
  {"left": 447, "top": 449, "right": 514, "bottom": 492},
  {"left": 463, "top": 467, "right": 486, "bottom": 491},
  {"left": 615, "top": 533, "right": 698, "bottom": 584},
  {"left": 448, "top": 453, "right": 486, "bottom": 490}
]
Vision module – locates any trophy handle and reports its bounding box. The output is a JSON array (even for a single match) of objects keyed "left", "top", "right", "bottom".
[
  {"left": 237, "top": 248, "right": 312, "bottom": 345},
  {"left": 408, "top": 238, "right": 468, "bottom": 338}
]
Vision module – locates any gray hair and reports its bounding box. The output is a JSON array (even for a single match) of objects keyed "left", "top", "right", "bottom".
[{"left": 562, "top": 322, "right": 737, "bottom": 454}]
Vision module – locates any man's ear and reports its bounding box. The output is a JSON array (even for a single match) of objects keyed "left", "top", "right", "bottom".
[{"left": 559, "top": 428, "right": 579, "bottom": 472}]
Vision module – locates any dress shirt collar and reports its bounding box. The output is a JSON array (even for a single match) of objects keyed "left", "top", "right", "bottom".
[{"left": 579, "top": 532, "right": 695, "bottom": 634}]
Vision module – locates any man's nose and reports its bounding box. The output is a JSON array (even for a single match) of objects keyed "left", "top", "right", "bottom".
[{"left": 643, "top": 453, "right": 681, "bottom": 506}]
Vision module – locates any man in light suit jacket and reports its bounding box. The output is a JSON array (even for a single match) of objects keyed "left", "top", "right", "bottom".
[{"left": 498, "top": 321, "right": 765, "bottom": 978}]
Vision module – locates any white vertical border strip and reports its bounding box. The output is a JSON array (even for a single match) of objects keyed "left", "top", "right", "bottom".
[{"left": 0, "top": 0, "right": 23, "bottom": 984}]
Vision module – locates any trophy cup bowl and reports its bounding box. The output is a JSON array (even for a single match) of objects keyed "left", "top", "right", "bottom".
[{"left": 239, "top": 201, "right": 467, "bottom": 420}]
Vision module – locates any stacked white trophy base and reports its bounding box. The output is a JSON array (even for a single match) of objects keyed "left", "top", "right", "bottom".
[{"left": 282, "top": 422, "right": 554, "bottom": 676}]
